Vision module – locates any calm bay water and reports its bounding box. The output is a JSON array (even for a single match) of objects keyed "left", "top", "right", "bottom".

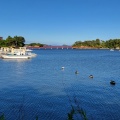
[{"left": 0, "top": 49, "right": 120, "bottom": 120}]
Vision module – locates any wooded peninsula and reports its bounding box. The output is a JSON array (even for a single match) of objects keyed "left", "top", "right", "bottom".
[
  {"left": 0, "top": 36, "right": 43, "bottom": 48},
  {"left": 72, "top": 39, "right": 120, "bottom": 49}
]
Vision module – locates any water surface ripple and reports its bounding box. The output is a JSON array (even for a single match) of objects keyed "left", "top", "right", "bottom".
[{"left": 0, "top": 49, "right": 120, "bottom": 120}]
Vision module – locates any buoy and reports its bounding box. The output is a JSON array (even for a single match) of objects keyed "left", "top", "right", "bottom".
[
  {"left": 89, "top": 75, "right": 93, "bottom": 78},
  {"left": 61, "top": 67, "right": 65, "bottom": 69},
  {"left": 110, "top": 80, "right": 116, "bottom": 85},
  {"left": 75, "top": 71, "right": 79, "bottom": 74}
]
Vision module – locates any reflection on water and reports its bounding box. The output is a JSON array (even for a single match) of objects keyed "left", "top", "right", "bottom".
[
  {"left": 2, "top": 59, "right": 31, "bottom": 62},
  {"left": 2, "top": 59, "right": 32, "bottom": 76}
]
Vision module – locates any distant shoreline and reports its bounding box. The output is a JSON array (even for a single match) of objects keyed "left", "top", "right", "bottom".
[{"left": 26, "top": 46, "right": 112, "bottom": 50}]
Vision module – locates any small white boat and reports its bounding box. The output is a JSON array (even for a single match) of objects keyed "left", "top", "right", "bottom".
[
  {"left": 110, "top": 49, "right": 114, "bottom": 51},
  {"left": 27, "top": 52, "right": 37, "bottom": 57},
  {"left": 26, "top": 50, "right": 37, "bottom": 57},
  {"left": 26, "top": 49, "right": 33, "bottom": 52}
]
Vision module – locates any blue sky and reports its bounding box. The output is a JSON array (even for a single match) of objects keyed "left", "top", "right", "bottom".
[{"left": 0, "top": 0, "right": 120, "bottom": 45}]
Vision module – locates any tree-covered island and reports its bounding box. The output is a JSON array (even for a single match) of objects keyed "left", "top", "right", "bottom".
[{"left": 72, "top": 39, "right": 120, "bottom": 49}]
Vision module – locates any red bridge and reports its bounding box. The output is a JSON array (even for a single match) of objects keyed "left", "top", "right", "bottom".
[{"left": 27, "top": 45, "right": 72, "bottom": 49}]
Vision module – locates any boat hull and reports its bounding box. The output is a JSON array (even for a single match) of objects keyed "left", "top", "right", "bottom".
[{"left": 1, "top": 55, "right": 31, "bottom": 59}]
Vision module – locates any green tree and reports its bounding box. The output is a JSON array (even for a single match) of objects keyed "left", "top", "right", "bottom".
[
  {"left": 13, "top": 36, "right": 25, "bottom": 47},
  {"left": 5, "top": 36, "right": 25, "bottom": 47},
  {"left": 95, "top": 39, "right": 101, "bottom": 48},
  {"left": 0, "top": 40, "right": 6, "bottom": 47},
  {"left": 6, "top": 36, "right": 14, "bottom": 47}
]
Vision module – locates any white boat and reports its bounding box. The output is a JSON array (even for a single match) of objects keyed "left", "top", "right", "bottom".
[
  {"left": 25, "top": 50, "right": 37, "bottom": 57},
  {"left": 0, "top": 47, "right": 37, "bottom": 59},
  {"left": 110, "top": 49, "right": 114, "bottom": 51},
  {"left": 26, "top": 49, "right": 33, "bottom": 52},
  {"left": 26, "top": 52, "right": 37, "bottom": 57},
  {"left": 1, "top": 54, "right": 31, "bottom": 59}
]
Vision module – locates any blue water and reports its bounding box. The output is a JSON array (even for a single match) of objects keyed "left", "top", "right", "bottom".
[{"left": 0, "top": 49, "right": 120, "bottom": 120}]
